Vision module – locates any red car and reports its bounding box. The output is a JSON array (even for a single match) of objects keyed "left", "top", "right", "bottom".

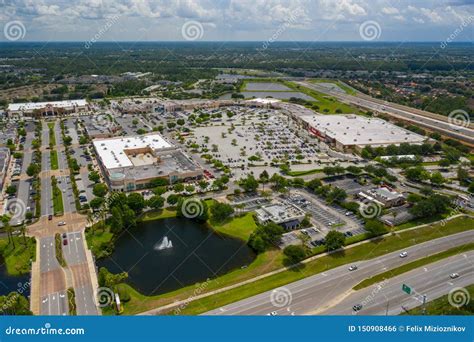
[{"left": 63, "top": 239, "right": 68, "bottom": 246}]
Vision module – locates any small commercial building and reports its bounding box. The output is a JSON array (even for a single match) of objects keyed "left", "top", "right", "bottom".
[
  {"left": 358, "top": 187, "right": 405, "bottom": 208},
  {"left": 255, "top": 200, "right": 306, "bottom": 230},
  {"left": 93, "top": 134, "right": 203, "bottom": 192}
]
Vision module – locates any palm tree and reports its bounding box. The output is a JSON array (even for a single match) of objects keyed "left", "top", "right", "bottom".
[
  {"left": 20, "top": 224, "right": 27, "bottom": 245},
  {"left": 1, "top": 215, "right": 14, "bottom": 248}
]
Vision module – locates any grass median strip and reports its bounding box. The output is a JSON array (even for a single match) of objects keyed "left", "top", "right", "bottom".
[
  {"left": 51, "top": 176, "right": 64, "bottom": 215},
  {"left": 50, "top": 150, "right": 59, "bottom": 170},
  {"left": 55, "top": 233, "right": 66, "bottom": 267},
  {"left": 68, "top": 288, "right": 77, "bottom": 315},
  {"left": 353, "top": 243, "right": 474, "bottom": 290}
]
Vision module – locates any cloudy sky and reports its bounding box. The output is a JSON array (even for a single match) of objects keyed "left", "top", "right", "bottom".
[{"left": 0, "top": 0, "right": 473, "bottom": 42}]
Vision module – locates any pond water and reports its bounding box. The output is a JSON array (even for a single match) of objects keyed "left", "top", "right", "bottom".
[
  {"left": 219, "top": 91, "right": 314, "bottom": 100},
  {"left": 97, "top": 217, "right": 256, "bottom": 296},
  {"left": 0, "top": 261, "right": 30, "bottom": 297}
]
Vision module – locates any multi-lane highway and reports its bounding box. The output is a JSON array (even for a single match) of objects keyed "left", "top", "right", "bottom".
[
  {"left": 205, "top": 230, "right": 474, "bottom": 316},
  {"left": 39, "top": 236, "right": 69, "bottom": 316},
  {"left": 323, "top": 252, "right": 473, "bottom": 315},
  {"left": 298, "top": 81, "right": 474, "bottom": 146},
  {"left": 62, "top": 231, "right": 99, "bottom": 315}
]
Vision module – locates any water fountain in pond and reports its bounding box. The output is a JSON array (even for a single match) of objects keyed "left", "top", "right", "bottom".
[{"left": 154, "top": 236, "right": 173, "bottom": 251}]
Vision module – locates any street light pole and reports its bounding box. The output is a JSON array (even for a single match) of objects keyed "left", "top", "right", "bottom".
[{"left": 422, "top": 294, "right": 427, "bottom": 315}]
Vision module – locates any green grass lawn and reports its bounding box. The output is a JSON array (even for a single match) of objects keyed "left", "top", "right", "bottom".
[
  {"left": 354, "top": 242, "right": 474, "bottom": 290},
  {"left": 139, "top": 208, "right": 177, "bottom": 222},
  {"left": 0, "top": 236, "right": 36, "bottom": 276},
  {"left": 52, "top": 179, "right": 64, "bottom": 215},
  {"left": 50, "top": 150, "right": 59, "bottom": 170},
  {"left": 86, "top": 227, "right": 114, "bottom": 259},
  {"left": 286, "top": 168, "right": 324, "bottom": 177},
  {"left": 283, "top": 81, "right": 361, "bottom": 114},
  {"left": 48, "top": 122, "right": 56, "bottom": 146},
  {"left": 175, "top": 216, "right": 474, "bottom": 315},
  {"left": 404, "top": 284, "right": 474, "bottom": 315},
  {"left": 209, "top": 212, "right": 257, "bottom": 242},
  {"left": 309, "top": 79, "right": 356, "bottom": 95}
]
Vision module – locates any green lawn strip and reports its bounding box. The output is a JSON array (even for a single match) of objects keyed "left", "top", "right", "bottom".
[
  {"left": 394, "top": 214, "right": 445, "bottom": 231},
  {"left": 0, "top": 237, "right": 36, "bottom": 276},
  {"left": 54, "top": 233, "right": 66, "bottom": 267},
  {"left": 308, "top": 79, "right": 356, "bottom": 95},
  {"left": 67, "top": 288, "right": 77, "bottom": 315},
  {"left": 139, "top": 208, "right": 178, "bottom": 222},
  {"left": 175, "top": 216, "right": 473, "bottom": 315},
  {"left": 353, "top": 243, "right": 474, "bottom": 290},
  {"left": 51, "top": 177, "right": 64, "bottom": 215},
  {"left": 208, "top": 212, "right": 257, "bottom": 242},
  {"left": 283, "top": 81, "right": 360, "bottom": 114},
  {"left": 287, "top": 169, "right": 324, "bottom": 177},
  {"left": 403, "top": 284, "right": 474, "bottom": 315},
  {"left": 50, "top": 150, "right": 59, "bottom": 170},
  {"left": 48, "top": 123, "right": 56, "bottom": 146}
]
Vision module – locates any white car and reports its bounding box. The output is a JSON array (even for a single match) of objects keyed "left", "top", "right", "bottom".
[
  {"left": 399, "top": 252, "right": 408, "bottom": 258},
  {"left": 450, "top": 273, "right": 459, "bottom": 279},
  {"left": 348, "top": 265, "right": 358, "bottom": 271},
  {"left": 58, "top": 221, "right": 66, "bottom": 226}
]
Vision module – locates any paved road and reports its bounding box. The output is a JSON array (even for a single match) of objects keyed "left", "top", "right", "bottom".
[
  {"left": 205, "top": 230, "right": 474, "bottom": 315},
  {"left": 62, "top": 231, "right": 99, "bottom": 315},
  {"left": 40, "top": 175, "right": 53, "bottom": 217},
  {"left": 39, "top": 236, "right": 69, "bottom": 316},
  {"left": 323, "top": 252, "right": 473, "bottom": 315},
  {"left": 298, "top": 81, "right": 474, "bottom": 145}
]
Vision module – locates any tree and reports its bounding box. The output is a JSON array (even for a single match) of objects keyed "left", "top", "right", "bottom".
[
  {"left": 210, "top": 202, "right": 234, "bottom": 223},
  {"left": 259, "top": 170, "right": 269, "bottom": 191},
  {"left": 173, "top": 183, "right": 185, "bottom": 193},
  {"left": 430, "top": 171, "right": 445, "bottom": 186},
  {"left": 326, "top": 187, "right": 347, "bottom": 204},
  {"left": 283, "top": 245, "right": 307, "bottom": 264},
  {"left": 89, "top": 197, "right": 104, "bottom": 211},
  {"left": 167, "top": 194, "right": 180, "bottom": 205},
  {"left": 148, "top": 195, "right": 164, "bottom": 209},
  {"left": 88, "top": 171, "right": 101, "bottom": 183},
  {"left": 109, "top": 207, "right": 124, "bottom": 234},
  {"left": 364, "top": 220, "right": 387, "bottom": 236},
  {"left": 0, "top": 292, "right": 32, "bottom": 315},
  {"left": 6, "top": 185, "right": 17, "bottom": 196},
  {"left": 325, "top": 231, "right": 345, "bottom": 251},
  {"left": 26, "top": 164, "right": 40, "bottom": 177},
  {"left": 127, "top": 193, "right": 145, "bottom": 214},
  {"left": 93, "top": 184, "right": 108, "bottom": 197},
  {"left": 240, "top": 174, "right": 259, "bottom": 193}
]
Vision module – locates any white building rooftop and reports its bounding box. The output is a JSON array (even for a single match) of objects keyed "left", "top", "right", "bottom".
[
  {"left": 301, "top": 114, "right": 426, "bottom": 147},
  {"left": 8, "top": 99, "right": 87, "bottom": 112},
  {"left": 93, "top": 134, "right": 172, "bottom": 170}
]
